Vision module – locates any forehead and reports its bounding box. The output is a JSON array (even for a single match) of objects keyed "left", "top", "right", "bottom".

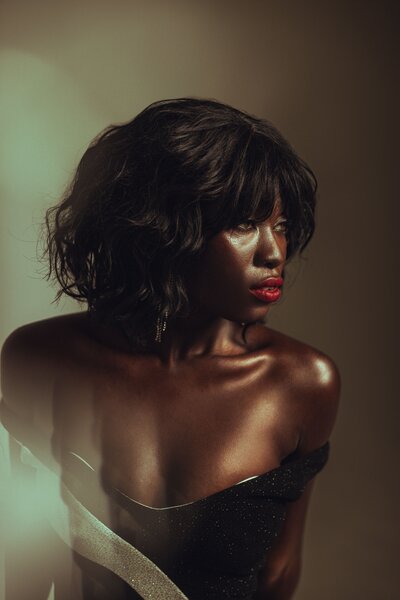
[
  {"left": 252, "top": 193, "right": 283, "bottom": 221},
  {"left": 256, "top": 195, "right": 283, "bottom": 221}
]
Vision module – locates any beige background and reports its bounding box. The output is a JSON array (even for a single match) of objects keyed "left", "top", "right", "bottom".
[{"left": 1, "top": 1, "right": 399, "bottom": 599}]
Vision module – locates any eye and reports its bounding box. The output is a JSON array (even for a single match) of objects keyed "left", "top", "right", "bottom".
[
  {"left": 274, "top": 219, "right": 288, "bottom": 234},
  {"left": 233, "top": 220, "right": 258, "bottom": 233}
]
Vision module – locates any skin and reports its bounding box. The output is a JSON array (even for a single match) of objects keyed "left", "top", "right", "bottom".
[{"left": 0, "top": 198, "right": 340, "bottom": 599}]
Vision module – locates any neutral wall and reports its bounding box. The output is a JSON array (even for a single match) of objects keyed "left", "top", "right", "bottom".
[{"left": 1, "top": 1, "right": 399, "bottom": 599}]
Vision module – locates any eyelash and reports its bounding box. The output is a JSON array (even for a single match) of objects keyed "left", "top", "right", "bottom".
[{"left": 234, "top": 219, "right": 288, "bottom": 233}]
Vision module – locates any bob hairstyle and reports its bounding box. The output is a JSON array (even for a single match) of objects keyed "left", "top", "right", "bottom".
[{"left": 44, "top": 97, "right": 317, "bottom": 347}]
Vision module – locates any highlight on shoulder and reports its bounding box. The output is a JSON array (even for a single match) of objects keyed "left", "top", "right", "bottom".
[{"left": 256, "top": 324, "right": 341, "bottom": 451}]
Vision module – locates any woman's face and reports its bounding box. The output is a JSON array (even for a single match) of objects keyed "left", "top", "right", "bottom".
[{"left": 186, "top": 199, "right": 288, "bottom": 324}]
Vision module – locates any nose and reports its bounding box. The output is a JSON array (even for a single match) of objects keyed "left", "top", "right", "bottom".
[{"left": 255, "top": 225, "right": 286, "bottom": 269}]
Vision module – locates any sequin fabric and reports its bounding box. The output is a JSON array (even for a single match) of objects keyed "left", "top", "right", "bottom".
[{"left": 63, "top": 441, "right": 330, "bottom": 600}]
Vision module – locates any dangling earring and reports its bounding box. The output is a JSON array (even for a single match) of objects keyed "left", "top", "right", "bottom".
[
  {"left": 155, "top": 302, "right": 169, "bottom": 343},
  {"left": 154, "top": 273, "right": 174, "bottom": 343}
]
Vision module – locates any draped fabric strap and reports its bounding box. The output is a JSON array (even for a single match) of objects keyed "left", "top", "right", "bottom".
[
  {"left": 17, "top": 440, "right": 189, "bottom": 600},
  {"left": 59, "top": 481, "right": 189, "bottom": 600}
]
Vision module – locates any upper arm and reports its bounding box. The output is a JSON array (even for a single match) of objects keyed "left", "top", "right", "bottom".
[
  {"left": 1, "top": 325, "right": 58, "bottom": 469},
  {"left": 1, "top": 324, "right": 47, "bottom": 411},
  {"left": 254, "top": 477, "right": 316, "bottom": 598},
  {"left": 1, "top": 328, "right": 60, "bottom": 598},
  {"left": 255, "top": 350, "right": 341, "bottom": 597},
  {"left": 297, "top": 350, "right": 341, "bottom": 450},
  {"left": 1, "top": 326, "right": 38, "bottom": 443}
]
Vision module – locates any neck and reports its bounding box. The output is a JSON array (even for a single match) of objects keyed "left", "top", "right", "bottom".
[
  {"left": 146, "top": 309, "right": 250, "bottom": 367},
  {"left": 87, "top": 310, "right": 252, "bottom": 368}
]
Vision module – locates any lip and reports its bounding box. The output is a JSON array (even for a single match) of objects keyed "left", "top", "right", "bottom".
[
  {"left": 252, "top": 276, "right": 284, "bottom": 289},
  {"left": 249, "top": 276, "right": 283, "bottom": 304},
  {"left": 249, "top": 287, "right": 282, "bottom": 303}
]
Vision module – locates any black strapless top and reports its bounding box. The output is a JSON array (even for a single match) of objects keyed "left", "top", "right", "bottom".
[{"left": 62, "top": 441, "right": 330, "bottom": 600}]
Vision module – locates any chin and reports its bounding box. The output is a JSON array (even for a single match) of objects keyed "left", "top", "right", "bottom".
[{"left": 234, "top": 311, "right": 269, "bottom": 326}]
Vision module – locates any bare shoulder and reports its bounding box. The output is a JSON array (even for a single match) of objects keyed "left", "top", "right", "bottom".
[
  {"left": 1, "top": 313, "right": 90, "bottom": 465},
  {"left": 253, "top": 324, "right": 341, "bottom": 387},
  {"left": 2, "top": 312, "right": 87, "bottom": 349},
  {"left": 273, "top": 327, "right": 340, "bottom": 391},
  {"left": 254, "top": 324, "right": 341, "bottom": 450},
  {"left": 1, "top": 313, "right": 87, "bottom": 411}
]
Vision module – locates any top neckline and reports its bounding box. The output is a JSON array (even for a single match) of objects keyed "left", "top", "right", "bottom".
[{"left": 68, "top": 441, "right": 330, "bottom": 512}]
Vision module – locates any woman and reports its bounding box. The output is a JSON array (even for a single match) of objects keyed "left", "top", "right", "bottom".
[{"left": 1, "top": 98, "right": 340, "bottom": 599}]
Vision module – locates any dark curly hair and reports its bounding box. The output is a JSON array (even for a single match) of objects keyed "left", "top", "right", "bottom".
[{"left": 43, "top": 97, "right": 317, "bottom": 347}]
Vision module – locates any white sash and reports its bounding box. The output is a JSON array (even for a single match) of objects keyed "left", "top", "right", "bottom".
[{"left": 18, "top": 442, "right": 189, "bottom": 600}]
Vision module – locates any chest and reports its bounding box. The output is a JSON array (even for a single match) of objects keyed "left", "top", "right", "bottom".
[{"left": 52, "top": 355, "right": 301, "bottom": 508}]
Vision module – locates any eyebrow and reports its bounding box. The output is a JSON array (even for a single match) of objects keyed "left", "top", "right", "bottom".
[{"left": 272, "top": 207, "right": 285, "bottom": 220}]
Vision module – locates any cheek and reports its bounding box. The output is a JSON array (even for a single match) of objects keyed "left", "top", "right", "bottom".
[{"left": 187, "top": 237, "right": 253, "bottom": 306}]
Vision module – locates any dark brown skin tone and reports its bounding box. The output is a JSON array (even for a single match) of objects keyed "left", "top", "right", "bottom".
[{"left": 1, "top": 198, "right": 340, "bottom": 599}]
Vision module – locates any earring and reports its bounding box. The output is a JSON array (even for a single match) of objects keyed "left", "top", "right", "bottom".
[
  {"left": 155, "top": 303, "right": 169, "bottom": 343},
  {"left": 154, "top": 273, "right": 174, "bottom": 343}
]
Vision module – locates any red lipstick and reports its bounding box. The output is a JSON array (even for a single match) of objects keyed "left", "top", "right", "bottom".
[{"left": 249, "top": 276, "right": 283, "bottom": 303}]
